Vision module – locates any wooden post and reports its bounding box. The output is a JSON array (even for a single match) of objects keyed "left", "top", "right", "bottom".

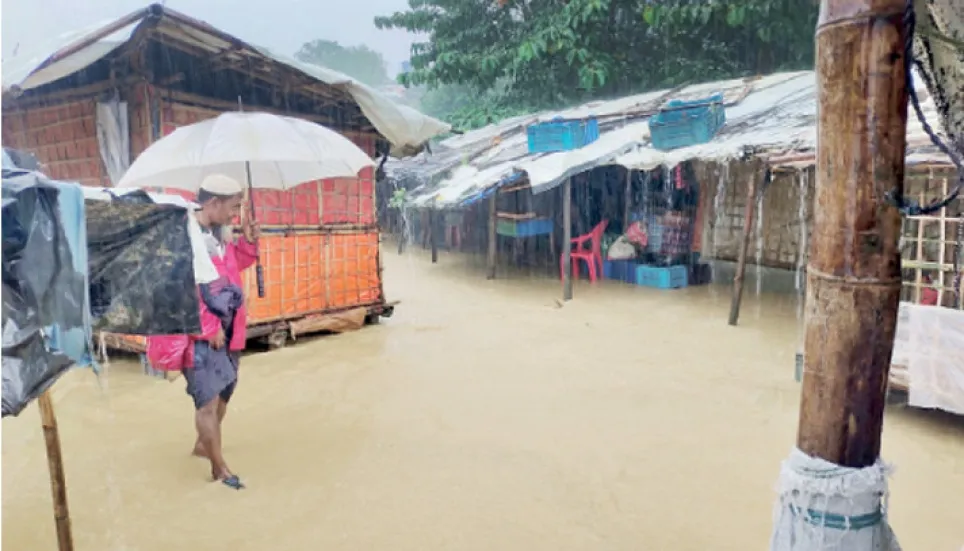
[
  {"left": 913, "top": 188, "right": 926, "bottom": 303},
  {"left": 38, "top": 391, "right": 74, "bottom": 551},
  {"left": 728, "top": 175, "right": 759, "bottom": 326},
  {"left": 487, "top": 194, "right": 497, "bottom": 279},
  {"left": 430, "top": 209, "right": 438, "bottom": 264},
  {"left": 957, "top": 207, "right": 964, "bottom": 310},
  {"left": 937, "top": 176, "right": 947, "bottom": 306},
  {"left": 623, "top": 168, "right": 633, "bottom": 230},
  {"left": 797, "top": 0, "right": 908, "bottom": 468},
  {"left": 562, "top": 178, "right": 573, "bottom": 301},
  {"left": 397, "top": 211, "right": 405, "bottom": 255}
]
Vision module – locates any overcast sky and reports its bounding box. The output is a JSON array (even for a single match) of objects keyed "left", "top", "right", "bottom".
[{"left": 2, "top": 0, "right": 417, "bottom": 76}]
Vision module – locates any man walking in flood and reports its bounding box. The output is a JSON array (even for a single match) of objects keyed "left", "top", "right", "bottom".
[{"left": 186, "top": 173, "right": 259, "bottom": 489}]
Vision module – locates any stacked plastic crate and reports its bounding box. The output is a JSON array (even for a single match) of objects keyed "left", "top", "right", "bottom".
[{"left": 648, "top": 93, "right": 726, "bottom": 151}]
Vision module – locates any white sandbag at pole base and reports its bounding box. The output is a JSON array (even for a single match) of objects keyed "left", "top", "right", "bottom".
[{"left": 770, "top": 447, "right": 900, "bottom": 551}]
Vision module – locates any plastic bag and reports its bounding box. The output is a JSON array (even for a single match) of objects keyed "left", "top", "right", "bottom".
[
  {"left": 86, "top": 190, "right": 201, "bottom": 335},
  {"left": 625, "top": 221, "right": 648, "bottom": 248},
  {"left": 607, "top": 236, "right": 636, "bottom": 260},
  {"left": 2, "top": 171, "right": 87, "bottom": 417}
]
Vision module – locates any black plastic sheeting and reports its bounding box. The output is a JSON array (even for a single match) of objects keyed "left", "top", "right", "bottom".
[
  {"left": 2, "top": 171, "right": 85, "bottom": 417},
  {"left": 86, "top": 189, "right": 200, "bottom": 335},
  {"left": 2, "top": 170, "right": 201, "bottom": 417}
]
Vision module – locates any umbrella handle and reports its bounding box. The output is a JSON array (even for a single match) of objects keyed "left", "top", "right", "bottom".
[
  {"left": 256, "top": 263, "right": 265, "bottom": 298},
  {"left": 243, "top": 160, "right": 265, "bottom": 299}
]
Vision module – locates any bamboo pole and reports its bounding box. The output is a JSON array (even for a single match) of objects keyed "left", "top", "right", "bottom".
[
  {"left": 937, "top": 176, "right": 947, "bottom": 306},
  {"left": 430, "top": 209, "right": 438, "bottom": 264},
  {"left": 797, "top": 0, "right": 908, "bottom": 468},
  {"left": 487, "top": 194, "right": 497, "bottom": 280},
  {"left": 38, "top": 391, "right": 74, "bottom": 551},
  {"left": 958, "top": 209, "right": 964, "bottom": 310},
  {"left": 623, "top": 169, "right": 632, "bottom": 231},
  {"left": 914, "top": 189, "right": 926, "bottom": 302},
  {"left": 397, "top": 211, "right": 406, "bottom": 255},
  {"left": 562, "top": 178, "right": 573, "bottom": 301},
  {"left": 728, "top": 175, "right": 759, "bottom": 326}
]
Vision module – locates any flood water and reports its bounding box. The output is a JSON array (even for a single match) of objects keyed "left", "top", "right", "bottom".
[{"left": 4, "top": 250, "right": 964, "bottom": 550}]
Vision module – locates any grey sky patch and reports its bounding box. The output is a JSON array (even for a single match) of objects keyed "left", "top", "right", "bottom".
[{"left": 1, "top": 0, "right": 417, "bottom": 77}]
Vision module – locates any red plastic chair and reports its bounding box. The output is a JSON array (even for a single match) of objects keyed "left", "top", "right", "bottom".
[{"left": 560, "top": 220, "right": 609, "bottom": 282}]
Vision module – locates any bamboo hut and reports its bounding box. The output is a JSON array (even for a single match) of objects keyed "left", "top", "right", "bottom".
[
  {"left": 385, "top": 67, "right": 962, "bottom": 414},
  {"left": 386, "top": 70, "right": 952, "bottom": 290},
  {"left": 2, "top": 4, "right": 449, "bottom": 353}
]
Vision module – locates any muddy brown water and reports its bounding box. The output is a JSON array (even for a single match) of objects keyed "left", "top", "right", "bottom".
[{"left": 3, "top": 251, "right": 963, "bottom": 550}]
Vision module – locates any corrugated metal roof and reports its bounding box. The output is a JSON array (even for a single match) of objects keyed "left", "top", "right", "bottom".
[
  {"left": 1, "top": 5, "right": 449, "bottom": 156},
  {"left": 397, "top": 70, "right": 950, "bottom": 209}
]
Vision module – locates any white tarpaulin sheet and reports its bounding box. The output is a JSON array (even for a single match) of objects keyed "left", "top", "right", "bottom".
[
  {"left": 250, "top": 45, "right": 451, "bottom": 156},
  {"left": 520, "top": 122, "right": 650, "bottom": 194},
  {"left": 891, "top": 302, "right": 964, "bottom": 415},
  {"left": 399, "top": 67, "right": 949, "bottom": 209}
]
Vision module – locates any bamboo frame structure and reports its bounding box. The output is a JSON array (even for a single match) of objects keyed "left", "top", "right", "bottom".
[{"left": 899, "top": 171, "right": 964, "bottom": 309}]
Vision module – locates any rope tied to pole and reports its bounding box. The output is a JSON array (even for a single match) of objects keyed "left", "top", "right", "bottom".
[{"left": 886, "top": 0, "right": 964, "bottom": 217}]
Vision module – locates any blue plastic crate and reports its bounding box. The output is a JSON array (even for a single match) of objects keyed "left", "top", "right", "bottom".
[
  {"left": 632, "top": 264, "right": 688, "bottom": 289},
  {"left": 496, "top": 218, "right": 553, "bottom": 237},
  {"left": 649, "top": 93, "right": 726, "bottom": 151},
  {"left": 603, "top": 259, "right": 634, "bottom": 281},
  {"left": 527, "top": 117, "right": 600, "bottom": 153}
]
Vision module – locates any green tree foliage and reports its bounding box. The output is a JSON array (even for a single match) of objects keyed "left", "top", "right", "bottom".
[
  {"left": 295, "top": 39, "right": 391, "bottom": 86},
  {"left": 418, "top": 82, "right": 531, "bottom": 130},
  {"left": 376, "top": 0, "right": 818, "bottom": 129}
]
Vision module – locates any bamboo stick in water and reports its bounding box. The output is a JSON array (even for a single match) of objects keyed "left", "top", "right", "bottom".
[
  {"left": 562, "top": 178, "right": 573, "bottom": 301},
  {"left": 487, "top": 194, "right": 497, "bottom": 279},
  {"left": 38, "top": 391, "right": 74, "bottom": 551},
  {"left": 728, "top": 175, "right": 759, "bottom": 326}
]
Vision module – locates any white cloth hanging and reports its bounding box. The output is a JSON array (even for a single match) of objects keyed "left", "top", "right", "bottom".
[{"left": 95, "top": 98, "right": 130, "bottom": 186}]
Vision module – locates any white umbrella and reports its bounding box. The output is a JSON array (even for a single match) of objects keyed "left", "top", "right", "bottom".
[
  {"left": 117, "top": 111, "right": 375, "bottom": 299},
  {"left": 117, "top": 111, "right": 375, "bottom": 191}
]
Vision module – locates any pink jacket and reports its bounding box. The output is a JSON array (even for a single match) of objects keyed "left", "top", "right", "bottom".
[{"left": 147, "top": 237, "right": 258, "bottom": 371}]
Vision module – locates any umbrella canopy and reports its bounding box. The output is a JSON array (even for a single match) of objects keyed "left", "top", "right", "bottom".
[{"left": 117, "top": 112, "right": 375, "bottom": 191}]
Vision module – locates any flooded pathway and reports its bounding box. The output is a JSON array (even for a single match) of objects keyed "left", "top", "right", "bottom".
[{"left": 4, "top": 250, "right": 963, "bottom": 550}]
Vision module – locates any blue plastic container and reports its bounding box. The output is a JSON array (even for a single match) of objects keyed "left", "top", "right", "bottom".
[
  {"left": 649, "top": 93, "right": 726, "bottom": 151},
  {"left": 632, "top": 264, "right": 688, "bottom": 289},
  {"left": 603, "top": 259, "right": 634, "bottom": 281},
  {"left": 496, "top": 218, "right": 554, "bottom": 237},
  {"left": 527, "top": 117, "right": 600, "bottom": 154}
]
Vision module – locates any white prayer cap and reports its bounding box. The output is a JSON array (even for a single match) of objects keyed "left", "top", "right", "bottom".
[{"left": 199, "top": 174, "right": 243, "bottom": 196}]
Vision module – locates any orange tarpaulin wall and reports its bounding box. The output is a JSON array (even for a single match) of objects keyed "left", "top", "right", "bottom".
[
  {"left": 243, "top": 232, "right": 381, "bottom": 324},
  {"left": 3, "top": 89, "right": 385, "bottom": 353}
]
